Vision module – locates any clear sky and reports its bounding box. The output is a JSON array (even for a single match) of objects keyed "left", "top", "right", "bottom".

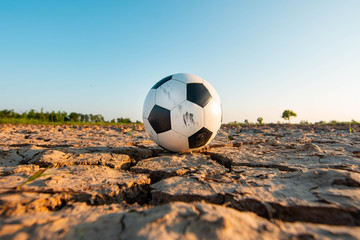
[{"left": 1, "top": 0, "right": 359, "bottom": 123}]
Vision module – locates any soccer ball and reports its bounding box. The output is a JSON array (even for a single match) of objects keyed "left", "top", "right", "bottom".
[{"left": 142, "top": 73, "right": 222, "bottom": 152}]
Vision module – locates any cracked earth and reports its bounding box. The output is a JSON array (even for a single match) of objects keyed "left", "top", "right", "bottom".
[{"left": 0, "top": 124, "right": 359, "bottom": 239}]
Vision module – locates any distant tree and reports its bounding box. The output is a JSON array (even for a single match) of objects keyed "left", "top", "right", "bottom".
[
  {"left": 93, "top": 115, "right": 99, "bottom": 123},
  {"left": 257, "top": 117, "right": 263, "bottom": 124},
  {"left": 117, "top": 117, "right": 131, "bottom": 124},
  {"left": 93, "top": 114, "right": 105, "bottom": 123},
  {"left": 34, "top": 112, "right": 41, "bottom": 120},
  {"left": 89, "top": 114, "right": 94, "bottom": 122},
  {"left": 282, "top": 110, "right": 297, "bottom": 123},
  {"left": 80, "top": 114, "right": 85, "bottom": 122},
  {"left": 13, "top": 112, "right": 21, "bottom": 119},
  {"left": 98, "top": 114, "right": 105, "bottom": 122},
  {"left": 27, "top": 109, "right": 36, "bottom": 119},
  {"left": 49, "top": 111, "right": 57, "bottom": 122},
  {"left": 84, "top": 114, "right": 89, "bottom": 122},
  {"left": 0, "top": 109, "right": 12, "bottom": 118},
  {"left": 244, "top": 119, "right": 249, "bottom": 124},
  {"left": 69, "top": 112, "right": 80, "bottom": 122},
  {"left": 60, "top": 111, "right": 68, "bottom": 122},
  {"left": 39, "top": 110, "right": 47, "bottom": 121}
]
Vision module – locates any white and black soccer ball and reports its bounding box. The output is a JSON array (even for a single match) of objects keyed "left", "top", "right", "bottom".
[{"left": 142, "top": 73, "right": 222, "bottom": 152}]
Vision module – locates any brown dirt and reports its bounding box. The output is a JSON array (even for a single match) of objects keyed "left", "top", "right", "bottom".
[{"left": 0, "top": 124, "right": 359, "bottom": 239}]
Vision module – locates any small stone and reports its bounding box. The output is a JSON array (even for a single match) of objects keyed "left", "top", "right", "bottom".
[{"left": 298, "top": 143, "right": 322, "bottom": 152}]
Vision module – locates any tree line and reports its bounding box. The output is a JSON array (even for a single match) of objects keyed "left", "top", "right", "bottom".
[
  {"left": 228, "top": 109, "right": 359, "bottom": 125},
  {"left": 230, "top": 110, "right": 297, "bottom": 125},
  {"left": 0, "top": 109, "right": 137, "bottom": 124}
]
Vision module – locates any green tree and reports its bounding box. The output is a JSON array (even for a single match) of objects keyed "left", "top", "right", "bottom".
[
  {"left": 39, "top": 109, "right": 47, "bottom": 121},
  {"left": 84, "top": 114, "right": 89, "bottom": 122},
  {"left": 0, "top": 109, "right": 12, "bottom": 118},
  {"left": 89, "top": 114, "right": 94, "bottom": 122},
  {"left": 117, "top": 117, "right": 131, "bottom": 124},
  {"left": 69, "top": 112, "right": 80, "bottom": 122},
  {"left": 93, "top": 114, "right": 105, "bottom": 123},
  {"left": 282, "top": 110, "right": 297, "bottom": 123},
  {"left": 59, "top": 111, "right": 68, "bottom": 122},
  {"left": 257, "top": 117, "right": 263, "bottom": 124},
  {"left": 244, "top": 119, "right": 249, "bottom": 124},
  {"left": 27, "top": 109, "right": 36, "bottom": 119},
  {"left": 80, "top": 114, "right": 85, "bottom": 122}
]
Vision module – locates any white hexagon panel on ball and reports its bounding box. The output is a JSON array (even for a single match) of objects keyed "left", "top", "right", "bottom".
[
  {"left": 203, "top": 98, "right": 222, "bottom": 144},
  {"left": 142, "top": 89, "right": 156, "bottom": 119},
  {"left": 158, "top": 130, "right": 189, "bottom": 152},
  {"left": 203, "top": 98, "right": 222, "bottom": 133},
  {"left": 155, "top": 79, "right": 186, "bottom": 110},
  {"left": 171, "top": 73, "right": 203, "bottom": 84},
  {"left": 170, "top": 100, "right": 204, "bottom": 137}
]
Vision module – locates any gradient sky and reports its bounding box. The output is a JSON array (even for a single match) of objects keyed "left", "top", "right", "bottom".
[{"left": 1, "top": 1, "right": 359, "bottom": 123}]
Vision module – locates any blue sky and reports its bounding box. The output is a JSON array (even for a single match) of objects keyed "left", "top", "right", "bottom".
[{"left": 0, "top": 1, "right": 359, "bottom": 123}]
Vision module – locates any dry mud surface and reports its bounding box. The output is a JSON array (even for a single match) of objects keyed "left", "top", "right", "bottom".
[{"left": 0, "top": 124, "right": 360, "bottom": 240}]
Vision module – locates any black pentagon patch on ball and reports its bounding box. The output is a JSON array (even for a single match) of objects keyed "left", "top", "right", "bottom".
[
  {"left": 187, "top": 83, "right": 211, "bottom": 107},
  {"left": 148, "top": 105, "right": 171, "bottom": 134},
  {"left": 152, "top": 75, "right": 173, "bottom": 89},
  {"left": 188, "top": 127, "right": 213, "bottom": 149}
]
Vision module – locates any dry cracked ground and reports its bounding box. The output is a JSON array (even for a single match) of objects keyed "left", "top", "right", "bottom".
[{"left": 0, "top": 123, "right": 359, "bottom": 240}]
